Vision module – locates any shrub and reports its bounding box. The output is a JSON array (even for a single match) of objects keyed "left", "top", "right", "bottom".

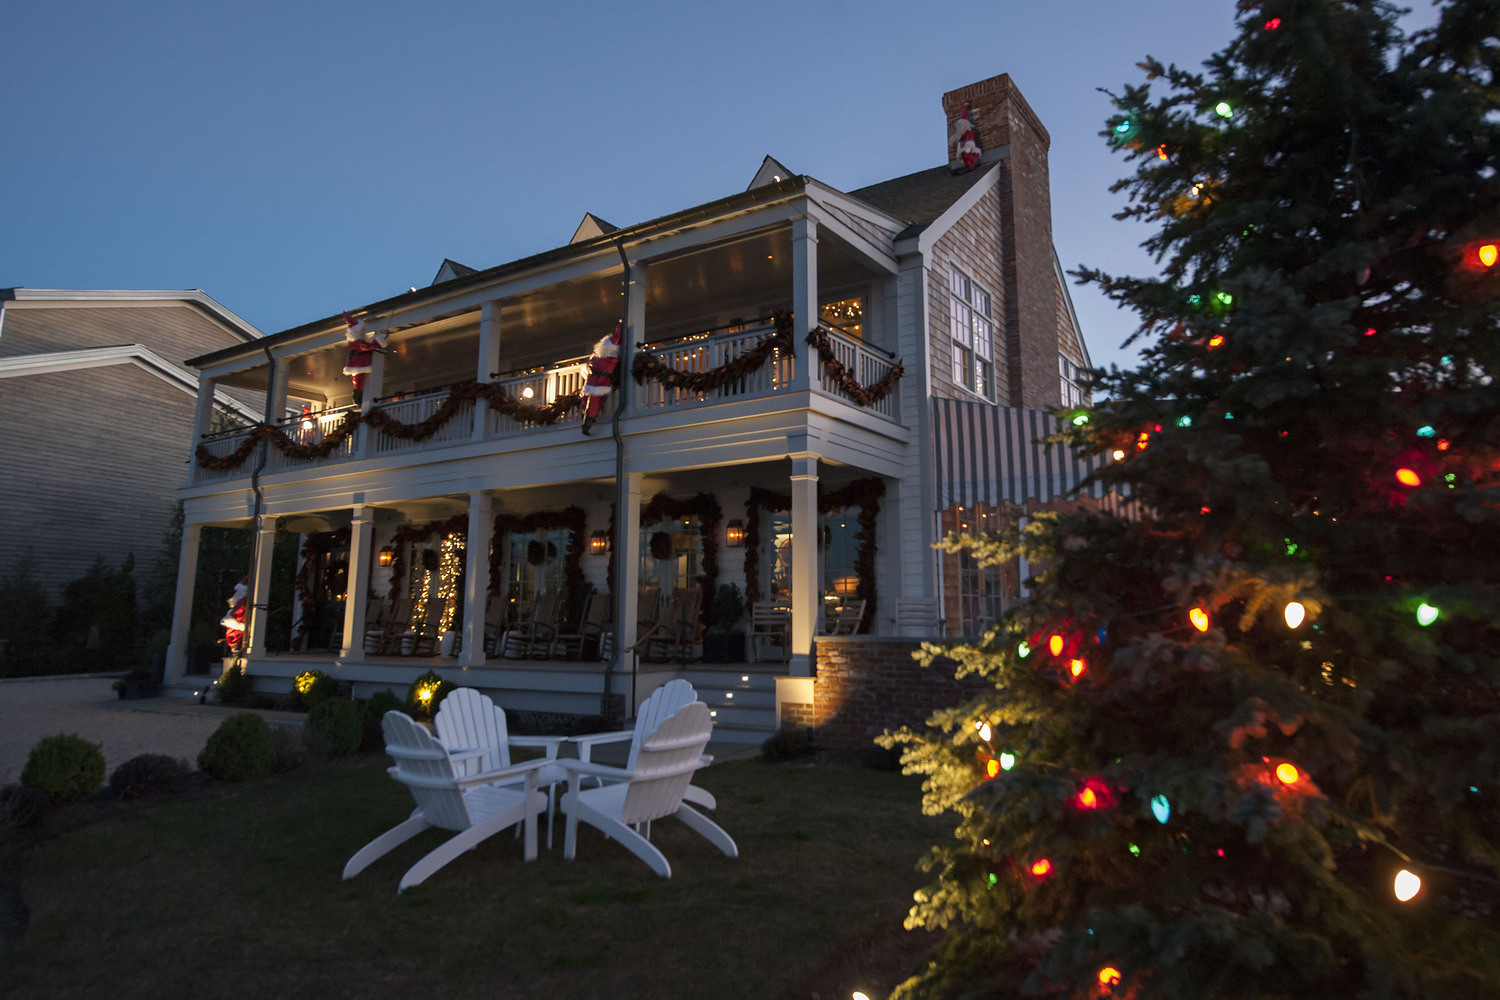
[
  {"left": 760, "top": 727, "right": 813, "bottom": 762},
  {"left": 21, "top": 733, "right": 106, "bottom": 804},
  {"left": 197, "top": 713, "right": 274, "bottom": 783},
  {"left": 707, "top": 583, "right": 746, "bottom": 634},
  {"left": 361, "top": 689, "right": 403, "bottom": 750},
  {"left": 215, "top": 664, "right": 250, "bottom": 705},
  {"left": 0, "top": 783, "right": 52, "bottom": 830},
  {"left": 305, "top": 698, "right": 362, "bottom": 756},
  {"left": 109, "top": 754, "right": 191, "bottom": 800},
  {"left": 291, "top": 669, "right": 325, "bottom": 709},
  {"left": 302, "top": 673, "right": 343, "bottom": 711},
  {"left": 404, "top": 669, "right": 454, "bottom": 721}
]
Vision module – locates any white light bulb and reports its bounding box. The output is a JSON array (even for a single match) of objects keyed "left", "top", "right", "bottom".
[{"left": 1394, "top": 869, "right": 1421, "bottom": 902}]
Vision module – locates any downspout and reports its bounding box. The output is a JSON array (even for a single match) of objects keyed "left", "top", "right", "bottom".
[
  {"left": 243, "top": 339, "right": 279, "bottom": 670},
  {"left": 603, "top": 240, "right": 632, "bottom": 721}
]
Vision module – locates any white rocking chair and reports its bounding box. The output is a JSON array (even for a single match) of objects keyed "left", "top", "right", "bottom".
[
  {"left": 559, "top": 700, "right": 737, "bottom": 877},
  {"left": 341, "top": 710, "right": 548, "bottom": 893}
]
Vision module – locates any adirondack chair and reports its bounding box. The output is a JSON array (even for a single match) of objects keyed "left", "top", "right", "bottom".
[
  {"left": 568, "top": 678, "right": 716, "bottom": 811},
  {"left": 434, "top": 688, "right": 567, "bottom": 845},
  {"left": 341, "top": 711, "right": 548, "bottom": 892},
  {"left": 559, "top": 701, "right": 737, "bottom": 877}
]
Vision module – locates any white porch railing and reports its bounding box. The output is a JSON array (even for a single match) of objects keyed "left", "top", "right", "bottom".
[
  {"left": 194, "top": 428, "right": 256, "bottom": 484},
  {"left": 267, "top": 408, "right": 359, "bottom": 471},
  {"left": 486, "top": 359, "right": 589, "bottom": 435},
  {"left": 813, "top": 325, "right": 899, "bottom": 421},
  {"left": 633, "top": 322, "right": 793, "bottom": 412},
  {"left": 372, "top": 388, "right": 473, "bottom": 456}
]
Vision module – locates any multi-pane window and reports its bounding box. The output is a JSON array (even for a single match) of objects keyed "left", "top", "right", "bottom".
[
  {"left": 950, "top": 267, "right": 994, "bottom": 397},
  {"left": 1059, "top": 356, "right": 1086, "bottom": 408}
]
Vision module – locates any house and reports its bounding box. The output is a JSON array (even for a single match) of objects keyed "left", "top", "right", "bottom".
[
  {"left": 164, "top": 73, "right": 1122, "bottom": 745},
  {"left": 0, "top": 289, "right": 263, "bottom": 598}
]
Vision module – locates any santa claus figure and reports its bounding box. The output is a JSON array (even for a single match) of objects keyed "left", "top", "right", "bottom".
[
  {"left": 220, "top": 576, "right": 248, "bottom": 650},
  {"left": 580, "top": 321, "right": 622, "bottom": 435},
  {"left": 952, "top": 103, "right": 982, "bottom": 171},
  {"left": 342, "top": 311, "right": 387, "bottom": 404}
]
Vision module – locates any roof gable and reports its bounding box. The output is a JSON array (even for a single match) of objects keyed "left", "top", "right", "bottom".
[
  {"left": 569, "top": 213, "right": 619, "bottom": 245},
  {"left": 747, "top": 155, "right": 795, "bottom": 191}
]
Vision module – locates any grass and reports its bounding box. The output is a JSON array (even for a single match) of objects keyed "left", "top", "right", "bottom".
[{"left": 4, "top": 755, "right": 950, "bottom": 1000}]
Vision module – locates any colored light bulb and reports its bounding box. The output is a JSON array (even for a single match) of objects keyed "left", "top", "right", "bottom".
[
  {"left": 1177, "top": 415, "right": 1193, "bottom": 427},
  {"left": 1156, "top": 144, "right": 1168, "bottom": 160},
  {"left": 1208, "top": 334, "right": 1225, "bottom": 347},
  {"left": 1417, "top": 425, "right": 1436, "bottom": 438},
  {"left": 1069, "top": 659, "right": 1087, "bottom": 678},
  {"left": 1098, "top": 967, "right": 1122, "bottom": 992},
  {"left": 1030, "top": 858, "right": 1052, "bottom": 877},
  {"left": 1189, "top": 608, "right": 1210, "bottom": 632},
  {"left": 1214, "top": 291, "right": 1233, "bottom": 306},
  {"left": 1481, "top": 243, "right": 1499, "bottom": 267},
  {"left": 1364, "top": 327, "right": 1377, "bottom": 336},
  {"left": 1072, "top": 412, "right": 1090, "bottom": 426},
  {"left": 1048, "top": 634, "right": 1065, "bottom": 657},
  {"left": 977, "top": 722, "right": 992, "bottom": 742},
  {"left": 1215, "top": 101, "right": 1233, "bottom": 118},
  {"left": 986, "top": 758, "right": 1001, "bottom": 779},
  {"left": 1017, "top": 641, "right": 1031, "bottom": 658},
  {"left": 1396, "top": 468, "right": 1421, "bottom": 487},
  {"left": 1275, "top": 762, "right": 1300, "bottom": 784},
  {"left": 1111, "top": 449, "right": 1125, "bottom": 461},
  {"left": 1265, "top": 16, "right": 1281, "bottom": 29},
  {"left": 1394, "top": 869, "right": 1421, "bottom": 901},
  {"left": 1284, "top": 601, "right": 1306, "bottom": 628},
  {"left": 1151, "top": 794, "right": 1171, "bottom": 824},
  {"left": 999, "top": 752, "right": 1016, "bottom": 771},
  {"left": 1115, "top": 120, "right": 1132, "bottom": 134},
  {"left": 1416, "top": 603, "right": 1439, "bottom": 626},
  {"left": 1078, "top": 787, "right": 1099, "bottom": 809}
]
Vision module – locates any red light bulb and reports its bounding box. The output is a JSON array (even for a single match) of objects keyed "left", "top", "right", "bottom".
[
  {"left": 1030, "top": 858, "right": 1052, "bottom": 877},
  {"left": 1265, "top": 17, "right": 1281, "bottom": 29}
]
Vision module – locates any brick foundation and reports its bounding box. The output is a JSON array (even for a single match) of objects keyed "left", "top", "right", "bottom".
[{"left": 804, "top": 636, "right": 988, "bottom": 753}]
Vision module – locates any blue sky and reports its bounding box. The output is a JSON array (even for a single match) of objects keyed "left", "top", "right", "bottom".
[{"left": 0, "top": 1, "right": 1438, "bottom": 373}]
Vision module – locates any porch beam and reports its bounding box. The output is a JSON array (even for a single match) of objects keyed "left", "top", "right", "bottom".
[
  {"left": 164, "top": 521, "right": 204, "bottom": 686},
  {"left": 460, "top": 491, "right": 494, "bottom": 668},
  {"left": 339, "top": 505, "right": 377, "bottom": 664},
  {"left": 788, "top": 451, "right": 820, "bottom": 676}
]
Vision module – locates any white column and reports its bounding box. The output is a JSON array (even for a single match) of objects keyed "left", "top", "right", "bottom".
[
  {"left": 187, "top": 379, "right": 217, "bottom": 486},
  {"left": 621, "top": 259, "right": 646, "bottom": 419},
  {"left": 357, "top": 345, "right": 386, "bottom": 458},
  {"left": 474, "top": 301, "right": 502, "bottom": 441},
  {"left": 790, "top": 214, "right": 819, "bottom": 394},
  {"left": 164, "top": 521, "right": 204, "bottom": 686},
  {"left": 245, "top": 524, "right": 278, "bottom": 661},
  {"left": 789, "top": 452, "right": 819, "bottom": 676},
  {"left": 612, "top": 473, "right": 643, "bottom": 676},
  {"left": 267, "top": 360, "right": 291, "bottom": 424},
  {"left": 340, "top": 505, "right": 376, "bottom": 663},
  {"left": 460, "top": 491, "right": 494, "bottom": 667}
]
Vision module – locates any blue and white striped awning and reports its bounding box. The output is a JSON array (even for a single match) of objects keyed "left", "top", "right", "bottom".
[{"left": 932, "top": 399, "right": 1125, "bottom": 509}]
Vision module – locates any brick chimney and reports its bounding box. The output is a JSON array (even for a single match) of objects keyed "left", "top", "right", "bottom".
[{"left": 942, "top": 74, "right": 1060, "bottom": 409}]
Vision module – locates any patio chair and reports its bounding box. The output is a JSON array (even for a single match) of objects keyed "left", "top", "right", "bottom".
[
  {"left": 365, "top": 595, "right": 409, "bottom": 655},
  {"left": 501, "top": 588, "right": 561, "bottom": 659},
  {"left": 820, "top": 597, "right": 866, "bottom": 635},
  {"left": 634, "top": 585, "right": 662, "bottom": 650},
  {"left": 341, "top": 710, "right": 548, "bottom": 893},
  {"left": 749, "top": 600, "right": 791, "bottom": 663},
  {"left": 642, "top": 586, "right": 700, "bottom": 662},
  {"left": 559, "top": 700, "right": 737, "bottom": 877},
  {"left": 567, "top": 678, "right": 716, "bottom": 811},
  {"left": 434, "top": 687, "right": 567, "bottom": 845},
  {"left": 893, "top": 597, "right": 941, "bottom": 637},
  {"left": 480, "top": 592, "right": 508, "bottom": 658},
  {"left": 552, "top": 590, "right": 609, "bottom": 661}
]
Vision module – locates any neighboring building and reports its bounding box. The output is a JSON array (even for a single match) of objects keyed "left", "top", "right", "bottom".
[
  {"left": 0, "top": 289, "right": 263, "bottom": 597},
  {"left": 166, "top": 73, "right": 1121, "bottom": 743}
]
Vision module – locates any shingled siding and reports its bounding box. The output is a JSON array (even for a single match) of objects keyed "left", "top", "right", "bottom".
[
  {"left": 0, "top": 364, "right": 200, "bottom": 596},
  {"left": 796, "top": 636, "right": 988, "bottom": 753},
  {"left": 0, "top": 303, "right": 242, "bottom": 364},
  {"left": 929, "top": 183, "right": 1009, "bottom": 404}
]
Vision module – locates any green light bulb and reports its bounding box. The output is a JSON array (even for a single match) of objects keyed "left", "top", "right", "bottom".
[
  {"left": 1017, "top": 642, "right": 1031, "bottom": 659},
  {"left": 1215, "top": 102, "right": 1233, "bottom": 118},
  {"left": 1416, "top": 603, "right": 1439, "bottom": 626},
  {"left": 1115, "top": 120, "right": 1132, "bottom": 134},
  {"left": 1417, "top": 425, "right": 1436, "bottom": 438},
  {"left": 1177, "top": 415, "right": 1193, "bottom": 427},
  {"left": 999, "top": 753, "right": 1016, "bottom": 771}
]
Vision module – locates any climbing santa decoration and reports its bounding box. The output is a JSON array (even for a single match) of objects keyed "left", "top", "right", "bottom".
[
  {"left": 580, "top": 320, "right": 622, "bottom": 435},
  {"left": 342, "top": 311, "right": 387, "bottom": 404},
  {"left": 952, "top": 103, "right": 982, "bottom": 171},
  {"left": 220, "top": 576, "right": 248, "bottom": 650}
]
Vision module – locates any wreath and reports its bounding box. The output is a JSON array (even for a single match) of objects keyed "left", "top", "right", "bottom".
[
  {"left": 526, "top": 540, "right": 559, "bottom": 566},
  {"left": 648, "top": 531, "right": 674, "bottom": 561},
  {"left": 743, "top": 477, "right": 884, "bottom": 632},
  {"left": 488, "top": 508, "right": 587, "bottom": 599},
  {"left": 637, "top": 492, "right": 723, "bottom": 627}
]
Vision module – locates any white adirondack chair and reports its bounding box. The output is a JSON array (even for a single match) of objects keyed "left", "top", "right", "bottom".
[
  {"left": 559, "top": 701, "right": 737, "bottom": 877},
  {"left": 342, "top": 711, "right": 548, "bottom": 893},
  {"left": 568, "top": 678, "right": 716, "bottom": 811},
  {"left": 434, "top": 687, "right": 567, "bottom": 845}
]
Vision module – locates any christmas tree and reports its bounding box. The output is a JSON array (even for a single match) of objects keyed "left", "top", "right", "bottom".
[{"left": 882, "top": 2, "right": 1500, "bottom": 997}]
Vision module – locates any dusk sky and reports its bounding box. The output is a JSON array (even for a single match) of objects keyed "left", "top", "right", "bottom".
[{"left": 1, "top": 1, "right": 1439, "bottom": 375}]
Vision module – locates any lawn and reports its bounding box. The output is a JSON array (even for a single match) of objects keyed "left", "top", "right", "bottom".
[{"left": 4, "top": 755, "right": 949, "bottom": 1000}]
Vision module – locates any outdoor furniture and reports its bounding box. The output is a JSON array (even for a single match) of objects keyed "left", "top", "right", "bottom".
[
  {"left": 641, "top": 586, "right": 699, "bottom": 663},
  {"left": 501, "top": 589, "right": 561, "bottom": 659},
  {"left": 559, "top": 700, "right": 737, "bottom": 878},
  {"left": 553, "top": 590, "right": 609, "bottom": 661},
  {"left": 365, "top": 595, "right": 410, "bottom": 655},
  {"left": 341, "top": 710, "right": 548, "bottom": 893},
  {"left": 566, "top": 678, "right": 716, "bottom": 812},
  {"left": 893, "top": 597, "right": 941, "bottom": 637},
  {"left": 749, "top": 600, "right": 791, "bottom": 663},
  {"left": 820, "top": 597, "right": 866, "bottom": 635},
  {"left": 634, "top": 585, "right": 663, "bottom": 650},
  {"left": 434, "top": 688, "right": 568, "bottom": 845}
]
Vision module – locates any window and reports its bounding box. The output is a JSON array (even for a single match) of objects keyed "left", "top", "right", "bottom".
[
  {"left": 950, "top": 267, "right": 994, "bottom": 397},
  {"left": 1060, "top": 356, "right": 1086, "bottom": 408},
  {"left": 640, "top": 515, "right": 701, "bottom": 593}
]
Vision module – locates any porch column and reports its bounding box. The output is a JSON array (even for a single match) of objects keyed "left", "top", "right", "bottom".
[
  {"left": 356, "top": 340, "right": 387, "bottom": 458},
  {"left": 460, "top": 491, "right": 494, "bottom": 667},
  {"left": 164, "top": 521, "right": 204, "bottom": 685},
  {"left": 267, "top": 359, "right": 291, "bottom": 424},
  {"left": 610, "top": 473, "right": 643, "bottom": 701},
  {"left": 790, "top": 213, "right": 818, "bottom": 394},
  {"left": 622, "top": 259, "right": 646, "bottom": 418},
  {"left": 187, "top": 378, "right": 217, "bottom": 486},
  {"left": 340, "top": 505, "right": 377, "bottom": 663},
  {"left": 789, "top": 452, "right": 819, "bottom": 676},
  {"left": 474, "top": 301, "right": 502, "bottom": 441},
  {"left": 245, "top": 522, "right": 278, "bottom": 661}
]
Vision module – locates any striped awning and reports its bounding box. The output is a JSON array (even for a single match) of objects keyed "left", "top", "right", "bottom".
[{"left": 932, "top": 399, "right": 1125, "bottom": 509}]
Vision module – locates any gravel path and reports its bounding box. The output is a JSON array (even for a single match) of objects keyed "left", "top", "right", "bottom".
[{"left": 0, "top": 675, "right": 298, "bottom": 786}]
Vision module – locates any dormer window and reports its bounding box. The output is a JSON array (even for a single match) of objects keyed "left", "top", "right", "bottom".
[{"left": 950, "top": 266, "right": 994, "bottom": 398}]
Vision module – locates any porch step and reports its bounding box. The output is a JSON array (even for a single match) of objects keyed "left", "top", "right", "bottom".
[{"left": 678, "top": 667, "right": 780, "bottom": 747}]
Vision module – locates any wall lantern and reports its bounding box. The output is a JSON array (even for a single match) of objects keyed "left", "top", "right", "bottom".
[
  {"left": 589, "top": 530, "right": 610, "bottom": 556},
  {"left": 725, "top": 520, "right": 745, "bottom": 548},
  {"left": 377, "top": 546, "right": 395, "bottom": 567}
]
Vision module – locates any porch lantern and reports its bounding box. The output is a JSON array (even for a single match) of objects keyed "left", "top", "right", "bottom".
[
  {"left": 377, "top": 546, "right": 395, "bottom": 567},
  {"left": 725, "top": 520, "right": 745, "bottom": 548},
  {"left": 589, "top": 530, "right": 610, "bottom": 556}
]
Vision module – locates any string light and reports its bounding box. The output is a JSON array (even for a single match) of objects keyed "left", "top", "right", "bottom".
[
  {"left": 1151, "top": 794, "right": 1171, "bottom": 823},
  {"left": 1098, "top": 967, "right": 1122, "bottom": 994},
  {"left": 1190, "top": 608, "right": 1210, "bottom": 632},
  {"left": 999, "top": 752, "right": 1016, "bottom": 771},
  {"left": 1030, "top": 858, "right": 1053, "bottom": 877},
  {"left": 977, "top": 722, "right": 992, "bottom": 742},
  {"left": 1208, "top": 334, "right": 1225, "bottom": 348},
  {"left": 1018, "top": 641, "right": 1032, "bottom": 658},
  {"left": 1364, "top": 327, "right": 1377, "bottom": 336},
  {"left": 1480, "top": 243, "right": 1499, "bottom": 268},
  {"left": 1275, "top": 762, "right": 1300, "bottom": 785},
  {"left": 1077, "top": 786, "right": 1101, "bottom": 809},
  {"left": 1284, "top": 601, "right": 1307, "bottom": 628},
  {"left": 1394, "top": 869, "right": 1422, "bottom": 902},
  {"left": 1069, "top": 658, "right": 1087, "bottom": 678},
  {"left": 1177, "top": 415, "right": 1193, "bottom": 427},
  {"left": 1215, "top": 101, "right": 1233, "bottom": 118},
  {"left": 1265, "top": 16, "right": 1281, "bottom": 29},
  {"left": 985, "top": 758, "right": 1001, "bottom": 779},
  {"left": 1111, "top": 449, "right": 1126, "bottom": 461},
  {"left": 1416, "top": 425, "right": 1436, "bottom": 438},
  {"left": 1156, "top": 144, "right": 1169, "bottom": 160},
  {"left": 1072, "top": 412, "right": 1090, "bottom": 426},
  {"left": 1049, "top": 634, "right": 1065, "bottom": 657},
  {"left": 1115, "top": 120, "right": 1132, "bottom": 134},
  {"left": 1416, "top": 603, "right": 1439, "bottom": 626},
  {"left": 1396, "top": 468, "right": 1421, "bottom": 487}
]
